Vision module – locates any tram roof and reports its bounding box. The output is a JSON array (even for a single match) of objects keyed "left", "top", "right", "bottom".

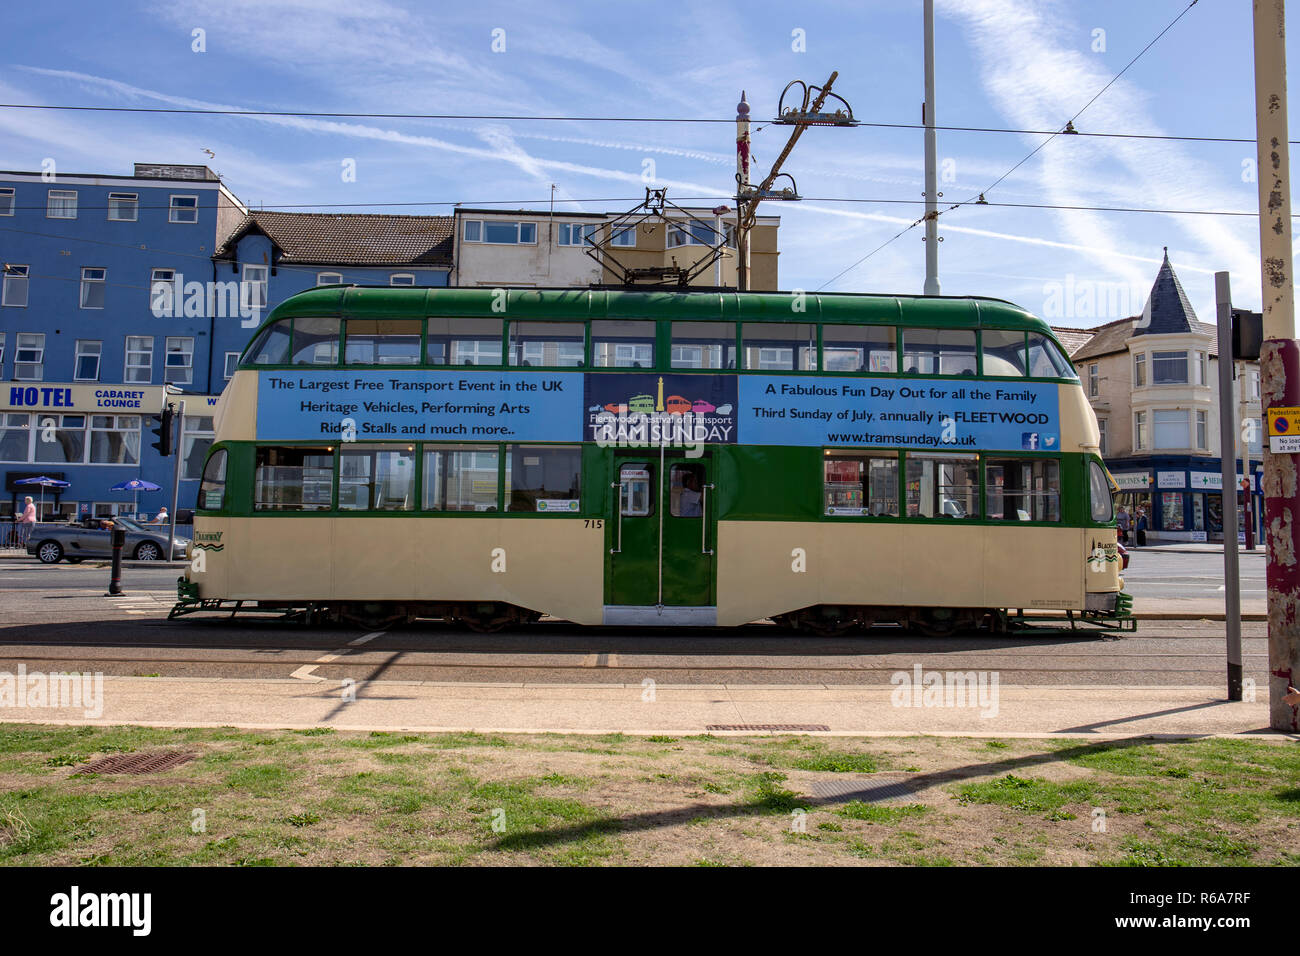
[{"left": 261, "top": 286, "right": 1052, "bottom": 332}]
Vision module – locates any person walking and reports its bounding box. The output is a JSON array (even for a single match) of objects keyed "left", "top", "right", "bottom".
[
  {"left": 1135, "top": 506, "right": 1148, "bottom": 547},
  {"left": 1116, "top": 505, "right": 1130, "bottom": 545},
  {"left": 16, "top": 496, "right": 36, "bottom": 548}
]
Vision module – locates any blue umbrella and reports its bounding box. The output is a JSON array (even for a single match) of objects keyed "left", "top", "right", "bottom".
[
  {"left": 14, "top": 476, "right": 71, "bottom": 521},
  {"left": 110, "top": 478, "right": 162, "bottom": 519}
]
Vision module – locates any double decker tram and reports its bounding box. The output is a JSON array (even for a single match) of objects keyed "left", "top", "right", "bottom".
[{"left": 177, "top": 287, "right": 1129, "bottom": 633}]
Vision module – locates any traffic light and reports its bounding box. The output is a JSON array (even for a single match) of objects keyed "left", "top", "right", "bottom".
[
  {"left": 150, "top": 404, "right": 175, "bottom": 457},
  {"left": 1232, "top": 308, "right": 1263, "bottom": 361}
]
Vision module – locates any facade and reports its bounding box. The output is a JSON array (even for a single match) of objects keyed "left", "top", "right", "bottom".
[
  {"left": 0, "top": 164, "right": 246, "bottom": 521},
  {"left": 1054, "top": 251, "right": 1263, "bottom": 542},
  {"left": 452, "top": 207, "right": 780, "bottom": 289}
]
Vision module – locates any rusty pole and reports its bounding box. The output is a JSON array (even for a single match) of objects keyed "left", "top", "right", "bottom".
[{"left": 1253, "top": 0, "right": 1300, "bottom": 731}]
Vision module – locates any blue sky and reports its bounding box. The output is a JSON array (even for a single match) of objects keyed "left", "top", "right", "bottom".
[{"left": 0, "top": 0, "right": 1282, "bottom": 325}]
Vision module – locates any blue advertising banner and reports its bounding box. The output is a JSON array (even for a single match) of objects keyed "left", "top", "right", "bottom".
[
  {"left": 738, "top": 376, "right": 1060, "bottom": 451},
  {"left": 256, "top": 370, "right": 584, "bottom": 442},
  {"left": 583, "top": 373, "right": 738, "bottom": 444}
]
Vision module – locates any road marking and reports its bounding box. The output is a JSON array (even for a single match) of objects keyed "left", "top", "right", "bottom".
[
  {"left": 348, "top": 631, "right": 385, "bottom": 647},
  {"left": 290, "top": 631, "right": 385, "bottom": 681},
  {"left": 290, "top": 665, "right": 321, "bottom": 681}
]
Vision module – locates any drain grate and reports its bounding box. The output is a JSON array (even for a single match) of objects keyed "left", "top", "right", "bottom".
[
  {"left": 705, "top": 724, "right": 830, "bottom": 732},
  {"left": 74, "top": 751, "right": 196, "bottom": 775},
  {"left": 810, "top": 776, "right": 916, "bottom": 804}
]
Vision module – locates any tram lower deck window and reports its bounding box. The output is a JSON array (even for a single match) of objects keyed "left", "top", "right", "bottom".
[
  {"left": 823, "top": 452, "right": 899, "bottom": 516},
  {"left": 906, "top": 454, "right": 979, "bottom": 518},
  {"left": 505, "top": 445, "right": 581, "bottom": 512},
  {"left": 986, "top": 458, "right": 1060, "bottom": 521},
  {"left": 423, "top": 445, "right": 499, "bottom": 511},
  {"left": 255, "top": 446, "right": 334, "bottom": 511},
  {"left": 339, "top": 444, "right": 416, "bottom": 511}
]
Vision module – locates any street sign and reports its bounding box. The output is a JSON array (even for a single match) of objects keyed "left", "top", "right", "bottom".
[{"left": 1267, "top": 406, "right": 1300, "bottom": 453}]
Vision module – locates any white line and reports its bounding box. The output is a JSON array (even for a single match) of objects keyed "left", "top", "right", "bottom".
[
  {"left": 348, "top": 631, "right": 385, "bottom": 647},
  {"left": 289, "top": 631, "right": 384, "bottom": 681},
  {"left": 290, "top": 665, "right": 322, "bottom": 681}
]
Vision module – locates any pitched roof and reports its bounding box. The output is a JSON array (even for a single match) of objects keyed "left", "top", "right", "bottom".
[
  {"left": 1064, "top": 316, "right": 1135, "bottom": 361},
  {"left": 214, "top": 211, "right": 454, "bottom": 266},
  {"left": 1132, "top": 248, "right": 1199, "bottom": 336},
  {"left": 1050, "top": 325, "right": 1097, "bottom": 355}
]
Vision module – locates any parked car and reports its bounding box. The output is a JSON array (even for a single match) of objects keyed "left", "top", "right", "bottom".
[{"left": 27, "top": 516, "right": 189, "bottom": 564}]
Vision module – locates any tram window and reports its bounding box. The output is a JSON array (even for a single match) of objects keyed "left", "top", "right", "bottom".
[
  {"left": 592, "top": 320, "right": 655, "bottom": 368},
  {"left": 901, "top": 328, "right": 977, "bottom": 376},
  {"left": 339, "top": 444, "right": 416, "bottom": 511},
  {"left": 741, "top": 323, "right": 817, "bottom": 371},
  {"left": 822, "top": 325, "right": 896, "bottom": 373},
  {"left": 505, "top": 444, "right": 581, "bottom": 512},
  {"left": 423, "top": 445, "right": 500, "bottom": 511},
  {"left": 669, "top": 463, "right": 706, "bottom": 517},
  {"left": 1089, "top": 461, "right": 1114, "bottom": 523},
  {"left": 981, "top": 329, "right": 1027, "bottom": 377},
  {"left": 254, "top": 446, "right": 334, "bottom": 511},
  {"left": 508, "top": 322, "right": 585, "bottom": 368},
  {"left": 620, "top": 464, "right": 652, "bottom": 517},
  {"left": 823, "top": 452, "right": 899, "bottom": 516},
  {"left": 345, "top": 319, "right": 422, "bottom": 365},
  {"left": 290, "top": 317, "right": 341, "bottom": 365},
  {"left": 1028, "top": 332, "right": 1078, "bottom": 379},
  {"left": 198, "top": 447, "right": 227, "bottom": 511},
  {"left": 246, "top": 319, "right": 292, "bottom": 365},
  {"left": 986, "top": 458, "right": 1060, "bottom": 521},
  {"left": 670, "top": 322, "right": 736, "bottom": 369},
  {"left": 429, "top": 317, "right": 503, "bottom": 366},
  {"left": 905, "top": 453, "right": 979, "bottom": 519}
]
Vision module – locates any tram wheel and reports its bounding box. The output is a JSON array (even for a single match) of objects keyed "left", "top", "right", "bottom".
[{"left": 916, "top": 608, "right": 959, "bottom": 637}]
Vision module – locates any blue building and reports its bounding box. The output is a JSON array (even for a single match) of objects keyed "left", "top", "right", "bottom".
[{"left": 0, "top": 165, "right": 453, "bottom": 522}]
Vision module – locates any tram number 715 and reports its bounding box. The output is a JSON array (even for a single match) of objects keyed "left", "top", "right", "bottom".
[{"left": 584, "top": 519, "right": 605, "bottom": 530}]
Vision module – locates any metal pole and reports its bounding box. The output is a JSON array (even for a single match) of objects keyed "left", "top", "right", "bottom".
[
  {"left": 1253, "top": 0, "right": 1300, "bottom": 731},
  {"left": 736, "top": 92, "right": 751, "bottom": 291},
  {"left": 168, "top": 400, "right": 184, "bottom": 560},
  {"left": 1217, "top": 272, "right": 1244, "bottom": 701},
  {"left": 1238, "top": 360, "right": 1257, "bottom": 549},
  {"left": 923, "top": 0, "right": 941, "bottom": 295},
  {"left": 107, "top": 526, "right": 125, "bottom": 596}
]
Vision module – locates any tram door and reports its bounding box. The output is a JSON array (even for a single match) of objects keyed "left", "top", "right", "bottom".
[{"left": 607, "top": 451, "right": 716, "bottom": 608}]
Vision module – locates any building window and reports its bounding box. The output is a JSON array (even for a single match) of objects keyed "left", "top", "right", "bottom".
[
  {"left": 504, "top": 445, "right": 581, "bottom": 512},
  {"left": 89, "top": 415, "right": 141, "bottom": 465},
  {"left": 74, "top": 340, "right": 101, "bottom": 381},
  {"left": 34, "top": 414, "right": 85, "bottom": 464},
  {"left": 241, "top": 265, "right": 268, "bottom": 312},
  {"left": 223, "top": 351, "right": 240, "bottom": 380},
  {"left": 316, "top": 272, "right": 343, "bottom": 286},
  {"left": 1133, "top": 352, "right": 1146, "bottom": 387},
  {"left": 1088, "top": 364, "right": 1099, "bottom": 397},
  {"left": 1134, "top": 411, "right": 1147, "bottom": 450},
  {"left": 667, "top": 220, "right": 719, "bottom": 248},
  {"left": 905, "top": 453, "right": 979, "bottom": 518},
  {"left": 1196, "top": 409, "right": 1208, "bottom": 450},
  {"left": 46, "top": 189, "right": 77, "bottom": 219},
  {"left": 339, "top": 444, "right": 417, "bottom": 511},
  {"left": 182, "top": 416, "right": 216, "bottom": 480},
  {"left": 558, "top": 223, "right": 596, "bottom": 247},
  {"left": 1250, "top": 369, "right": 1261, "bottom": 399},
  {"left": 124, "top": 336, "right": 153, "bottom": 384},
  {"left": 0, "top": 332, "right": 4, "bottom": 377},
  {"left": 0, "top": 413, "right": 30, "bottom": 461},
  {"left": 823, "top": 452, "right": 899, "bottom": 516},
  {"left": 462, "top": 219, "right": 481, "bottom": 242},
  {"left": 169, "top": 195, "right": 198, "bottom": 223},
  {"left": 15, "top": 333, "right": 43, "bottom": 381},
  {"left": 80, "top": 267, "right": 107, "bottom": 309},
  {"left": 986, "top": 458, "right": 1061, "bottom": 522},
  {"left": 1097, "top": 418, "right": 1108, "bottom": 455},
  {"left": 2, "top": 265, "right": 28, "bottom": 307},
  {"left": 1153, "top": 408, "right": 1189, "bottom": 449},
  {"left": 1196, "top": 352, "right": 1209, "bottom": 386},
  {"left": 254, "top": 446, "right": 334, "bottom": 511},
  {"left": 165, "top": 336, "right": 194, "bottom": 385},
  {"left": 390, "top": 273, "right": 415, "bottom": 286},
  {"left": 610, "top": 225, "right": 636, "bottom": 247},
  {"left": 0, "top": 188, "right": 13, "bottom": 216},
  {"left": 1152, "top": 350, "right": 1188, "bottom": 385},
  {"left": 461, "top": 220, "right": 536, "bottom": 244},
  {"left": 107, "top": 192, "right": 138, "bottom": 221},
  {"left": 150, "top": 268, "right": 176, "bottom": 316}
]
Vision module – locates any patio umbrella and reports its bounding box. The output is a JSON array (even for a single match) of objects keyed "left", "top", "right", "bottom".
[
  {"left": 110, "top": 478, "right": 162, "bottom": 518},
  {"left": 14, "top": 476, "right": 71, "bottom": 520}
]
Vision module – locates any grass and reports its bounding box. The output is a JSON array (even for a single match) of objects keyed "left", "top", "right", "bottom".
[{"left": 0, "top": 725, "right": 1294, "bottom": 866}]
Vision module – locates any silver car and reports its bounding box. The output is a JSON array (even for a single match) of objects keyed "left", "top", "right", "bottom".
[{"left": 27, "top": 516, "right": 189, "bottom": 564}]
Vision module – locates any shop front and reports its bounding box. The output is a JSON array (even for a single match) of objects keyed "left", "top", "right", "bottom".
[{"left": 1105, "top": 456, "right": 1262, "bottom": 544}]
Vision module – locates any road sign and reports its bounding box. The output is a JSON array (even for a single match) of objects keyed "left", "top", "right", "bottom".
[{"left": 1267, "top": 406, "right": 1300, "bottom": 453}]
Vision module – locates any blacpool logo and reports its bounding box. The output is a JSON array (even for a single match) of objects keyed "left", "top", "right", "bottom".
[{"left": 49, "top": 886, "right": 151, "bottom": 936}]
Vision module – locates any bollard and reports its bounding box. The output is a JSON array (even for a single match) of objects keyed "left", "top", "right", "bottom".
[{"left": 107, "top": 527, "right": 126, "bottom": 596}]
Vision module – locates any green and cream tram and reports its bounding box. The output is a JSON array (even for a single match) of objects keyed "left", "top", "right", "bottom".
[{"left": 178, "top": 287, "right": 1127, "bottom": 632}]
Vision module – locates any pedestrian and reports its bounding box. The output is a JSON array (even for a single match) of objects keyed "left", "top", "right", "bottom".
[
  {"left": 17, "top": 496, "right": 36, "bottom": 548},
  {"left": 151, "top": 506, "right": 169, "bottom": 525},
  {"left": 1116, "top": 505, "right": 1130, "bottom": 545},
  {"left": 1135, "top": 506, "right": 1148, "bottom": 547}
]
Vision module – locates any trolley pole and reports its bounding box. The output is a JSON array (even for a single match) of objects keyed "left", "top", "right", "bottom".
[
  {"left": 736, "top": 91, "right": 751, "bottom": 292},
  {"left": 922, "top": 0, "right": 941, "bottom": 295},
  {"left": 1252, "top": 0, "right": 1300, "bottom": 731},
  {"left": 1217, "top": 272, "right": 1243, "bottom": 701}
]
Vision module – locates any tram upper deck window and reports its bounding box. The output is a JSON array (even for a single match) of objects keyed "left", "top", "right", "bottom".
[
  {"left": 986, "top": 457, "right": 1060, "bottom": 521},
  {"left": 906, "top": 453, "right": 979, "bottom": 518},
  {"left": 822, "top": 325, "right": 896, "bottom": 373},
  {"left": 1028, "top": 332, "right": 1078, "bottom": 379},
  {"left": 423, "top": 444, "right": 499, "bottom": 511},
  {"left": 245, "top": 319, "right": 292, "bottom": 365},
  {"left": 508, "top": 321, "right": 585, "bottom": 368},
  {"left": 505, "top": 444, "right": 581, "bottom": 512},
  {"left": 592, "top": 320, "right": 655, "bottom": 368},
  {"left": 823, "top": 451, "right": 899, "bottom": 516},
  {"left": 981, "top": 329, "right": 1028, "bottom": 377},
  {"left": 291, "top": 317, "right": 341, "bottom": 365},
  {"left": 428, "top": 317, "right": 503, "bottom": 366},
  {"left": 671, "top": 322, "right": 736, "bottom": 369},
  {"left": 339, "top": 444, "right": 416, "bottom": 511},
  {"left": 254, "top": 446, "right": 334, "bottom": 511},
  {"left": 901, "top": 328, "right": 977, "bottom": 376},
  {"left": 742, "top": 323, "right": 817, "bottom": 371},
  {"left": 345, "top": 319, "right": 422, "bottom": 365},
  {"left": 198, "top": 447, "right": 227, "bottom": 511},
  {"left": 1089, "top": 460, "right": 1114, "bottom": 523}
]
